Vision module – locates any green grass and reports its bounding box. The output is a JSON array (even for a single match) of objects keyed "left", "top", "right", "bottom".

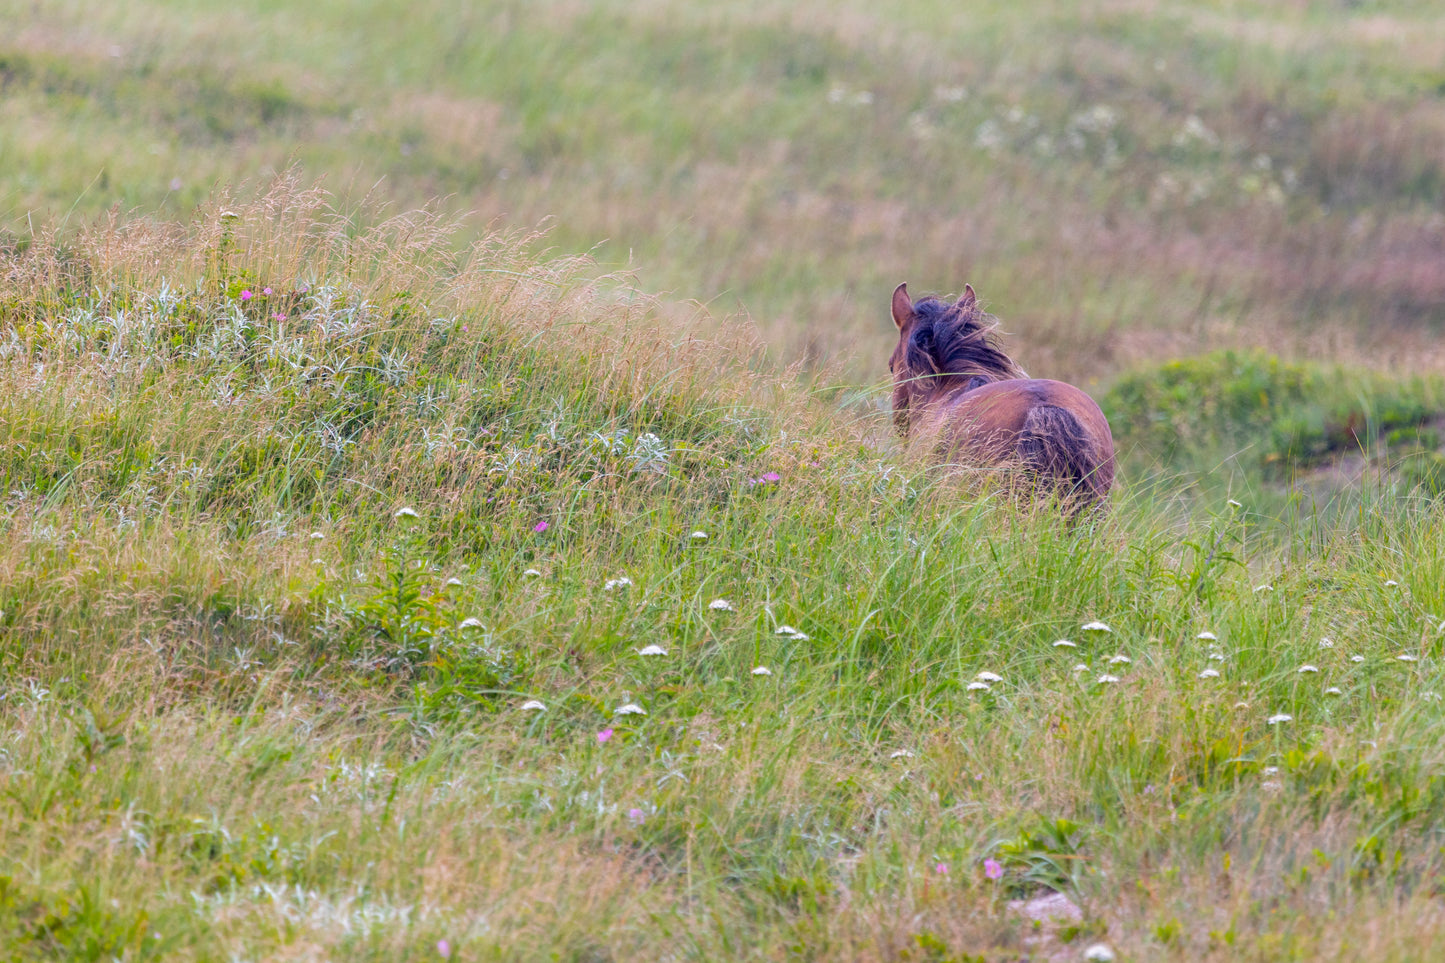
[{"left": 2, "top": 187, "right": 1445, "bottom": 959}]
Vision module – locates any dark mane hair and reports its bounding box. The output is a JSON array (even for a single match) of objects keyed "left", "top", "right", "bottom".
[{"left": 903, "top": 296, "right": 1028, "bottom": 388}]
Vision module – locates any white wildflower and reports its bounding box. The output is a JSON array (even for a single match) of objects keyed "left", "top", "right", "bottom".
[
  {"left": 520, "top": 700, "right": 546, "bottom": 711},
  {"left": 637, "top": 645, "right": 668, "bottom": 657},
  {"left": 1053, "top": 639, "right": 1076, "bottom": 648},
  {"left": 1097, "top": 674, "right": 1121, "bottom": 684},
  {"left": 890, "top": 749, "right": 916, "bottom": 759},
  {"left": 309, "top": 531, "right": 325, "bottom": 540},
  {"left": 1197, "top": 631, "right": 1217, "bottom": 641},
  {"left": 614, "top": 703, "right": 647, "bottom": 716},
  {"left": 1082, "top": 621, "right": 1112, "bottom": 632},
  {"left": 458, "top": 618, "right": 483, "bottom": 629},
  {"left": 1209, "top": 651, "right": 1226, "bottom": 661},
  {"left": 966, "top": 681, "right": 991, "bottom": 691},
  {"left": 1350, "top": 655, "right": 1365, "bottom": 663},
  {"left": 1106, "top": 654, "right": 1131, "bottom": 665},
  {"left": 1227, "top": 498, "right": 1242, "bottom": 508},
  {"left": 1298, "top": 664, "right": 1319, "bottom": 674},
  {"left": 1083, "top": 944, "right": 1117, "bottom": 962},
  {"left": 394, "top": 507, "right": 418, "bottom": 519},
  {"left": 1263, "top": 766, "right": 1279, "bottom": 775},
  {"left": 1072, "top": 663, "right": 1089, "bottom": 673},
  {"left": 976, "top": 671, "right": 1003, "bottom": 683},
  {"left": 1199, "top": 669, "right": 1220, "bottom": 679},
  {"left": 708, "top": 599, "right": 734, "bottom": 611},
  {"left": 689, "top": 530, "right": 708, "bottom": 540},
  {"left": 1319, "top": 637, "right": 1334, "bottom": 648},
  {"left": 1267, "top": 713, "right": 1293, "bottom": 725},
  {"left": 751, "top": 666, "right": 773, "bottom": 676},
  {"left": 604, "top": 577, "right": 634, "bottom": 591},
  {"left": 1325, "top": 687, "right": 1342, "bottom": 696},
  {"left": 1384, "top": 579, "right": 1399, "bottom": 587},
  {"left": 1253, "top": 584, "right": 1273, "bottom": 593},
  {"left": 776, "top": 625, "right": 799, "bottom": 636},
  {"left": 445, "top": 577, "right": 463, "bottom": 587},
  {"left": 1397, "top": 653, "right": 1418, "bottom": 662},
  {"left": 791, "top": 632, "right": 810, "bottom": 641}
]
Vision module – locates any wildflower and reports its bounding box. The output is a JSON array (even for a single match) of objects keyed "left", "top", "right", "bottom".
[
  {"left": 240, "top": 289, "right": 253, "bottom": 301},
  {"left": 751, "top": 666, "right": 773, "bottom": 676},
  {"left": 1199, "top": 669, "right": 1220, "bottom": 679},
  {"left": 596, "top": 728, "right": 614, "bottom": 744},
  {"left": 1227, "top": 499, "right": 1242, "bottom": 508},
  {"left": 1072, "top": 663, "right": 1089, "bottom": 672},
  {"left": 690, "top": 530, "right": 708, "bottom": 540},
  {"left": 1298, "top": 664, "right": 1319, "bottom": 673},
  {"left": 520, "top": 700, "right": 546, "bottom": 711},
  {"left": 1053, "top": 639, "right": 1076, "bottom": 648},
  {"left": 1106, "top": 654, "right": 1131, "bottom": 665},
  {"left": 761, "top": 471, "right": 781, "bottom": 482},
  {"left": 438, "top": 939, "right": 452, "bottom": 959},
  {"left": 309, "top": 531, "right": 325, "bottom": 540},
  {"left": 1324, "top": 687, "right": 1342, "bottom": 696},
  {"left": 1267, "top": 713, "right": 1293, "bottom": 725},
  {"left": 1234, "top": 701, "right": 1250, "bottom": 709},
  {"left": 1397, "top": 653, "right": 1418, "bottom": 662},
  {"left": 708, "top": 599, "right": 734, "bottom": 611},
  {"left": 792, "top": 633, "right": 811, "bottom": 641},
  {"left": 1263, "top": 766, "right": 1279, "bottom": 775},
  {"left": 523, "top": 568, "right": 542, "bottom": 578},
  {"left": 1209, "top": 651, "right": 1226, "bottom": 661},
  {"left": 890, "top": 749, "right": 916, "bottom": 759},
  {"left": 533, "top": 521, "right": 549, "bottom": 533},
  {"left": 976, "top": 671, "right": 1003, "bottom": 682},
  {"left": 936, "top": 861, "right": 949, "bottom": 875},
  {"left": 1083, "top": 944, "right": 1116, "bottom": 962},
  {"left": 1097, "top": 674, "right": 1121, "bottom": 684},
  {"left": 458, "top": 618, "right": 483, "bottom": 629},
  {"left": 614, "top": 704, "right": 647, "bottom": 716},
  {"left": 272, "top": 311, "right": 285, "bottom": 321},
  {"left": 1253, "top": 584, "right": 1273, "bottom": 593},
  {"left": 394, "top": 507, "right": 418, "bottom": 518},
  {"left": 1197, "top": 631, "right": 1217, "bottom": 641},
  {"left": 984, "top": 857, "right": 1003, "bottom": 880},
  {"left": 1385, "top": 579, "right": 1399, "bottom": 587},
  {"left": 627, "top": 807, "right": 646, "bottom": 826},
  {"left": 1082, "top": 621, "right": 1111, "bottom": 632},
  {"left": 1319, "top": 638, "right": 1334, "bottom": 648},
  {"left": 262, "top": 286, "right": 273, "bottom": 296},
  {"left": 637, "top": 645, "right": 668, "bottom": 656},
  {"left": 445, "top": 577, "right": 463, "bottom": 587},
  {"left": 966, "top": 681, "right": 991, "bottom": 691},
  {"left": 776, "top": 625, "right": 799, "bottom": 636},
  {"left": 1350, "top": 655, "right": 1365, "bottom": 663},
  {"left": 604, "top": 577, "right": 633, "bottom": 591}
]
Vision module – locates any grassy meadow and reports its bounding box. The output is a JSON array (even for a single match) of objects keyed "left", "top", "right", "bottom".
[{"left": 3, "top": 1, "right": 1445, "bottom": 961}]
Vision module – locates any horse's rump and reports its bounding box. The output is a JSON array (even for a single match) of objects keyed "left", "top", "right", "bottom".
[{"left": 1018, "top": 404, "right": 1109, "bottom": 504}]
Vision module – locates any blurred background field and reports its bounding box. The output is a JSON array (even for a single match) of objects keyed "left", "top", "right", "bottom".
[{"left": 5, "top": 0, "right": 1444, "bottom": 382}]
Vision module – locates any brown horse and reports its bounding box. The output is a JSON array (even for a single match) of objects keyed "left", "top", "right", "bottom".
[{"left": 889, "top": 282, "right": 1115, "bottom": 509}]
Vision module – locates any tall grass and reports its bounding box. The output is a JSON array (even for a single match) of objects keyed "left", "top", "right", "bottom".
[{"left": 2, "top": 182, "right": 1444, "bottom": 959}]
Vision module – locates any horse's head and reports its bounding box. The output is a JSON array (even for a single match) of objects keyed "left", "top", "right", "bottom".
[{"left": 889, "top": 282, "right": 1023, "bottom": 436}]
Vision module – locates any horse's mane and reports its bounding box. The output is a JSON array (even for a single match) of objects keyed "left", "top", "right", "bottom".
[{"left": 904, "top": 296, "right": 1028, "bottom": 388}]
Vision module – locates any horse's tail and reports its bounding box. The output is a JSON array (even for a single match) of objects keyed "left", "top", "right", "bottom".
[{"left": 1018, "top": 405, "right": 1109, "bottom": 509}]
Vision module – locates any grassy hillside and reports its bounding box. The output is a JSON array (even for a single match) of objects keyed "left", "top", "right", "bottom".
[
  {"left": 4, "top": 0, "right": 1445, "bottom": 380},
  {"left": 2, "top": 187, "right": 1445, "bottom": 960}
]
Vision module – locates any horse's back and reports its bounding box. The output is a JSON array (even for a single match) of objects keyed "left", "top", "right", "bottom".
[{"left": 936, "top": 378, "right": 1115, "bottom": 502}]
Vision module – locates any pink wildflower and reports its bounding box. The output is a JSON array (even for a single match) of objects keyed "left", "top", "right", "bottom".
[
  {"left": 628, "top": 807, "right": 646, "bottom": 826},
  {"left": 262, "top": 286, "right": 273, "bottom": 295},
  {"left": 239, "top": 289, "right": 253, "bottom": 301},
  {"left": 596, "top": 728, "right": 613, "bottom": 744},
  {"left": 437, "top": 939, "right": 451, "bottom": 958},
  {"left": 935, "top": 862, "right": 948, "bottom": 875},
  {"left": 984, "top": 858, "right": 1003, "bottom": 880},
  {"left": 533, "top": 521, "right": 549, "bottom": 533}
]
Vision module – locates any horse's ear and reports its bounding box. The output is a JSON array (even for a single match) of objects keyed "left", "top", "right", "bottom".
[
  {"left": 958, "top": 283, "right": 977, "bottom": 309},
  {"left": 891, "top": 283, "right": 912, "bottom": 329}
]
